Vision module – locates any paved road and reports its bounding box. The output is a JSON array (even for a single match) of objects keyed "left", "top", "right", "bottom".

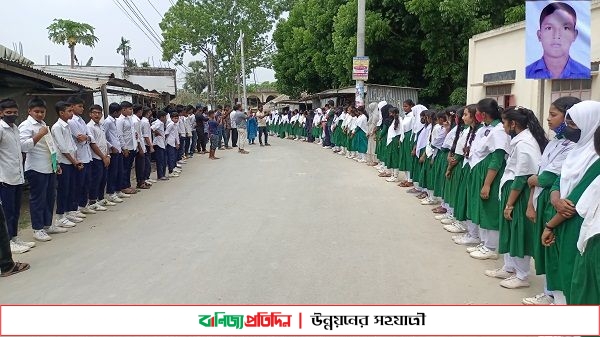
[{"left": 1, "top": 137, "right": 542, "bottom": 304}]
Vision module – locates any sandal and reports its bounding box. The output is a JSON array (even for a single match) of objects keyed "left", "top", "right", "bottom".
[
  {"left": 406, "top": 188, "right": 420, "bottom": 194},
  {"left": 378, "top": 172, "right": 391, "bottom": 177},
  {"left": 416, "top": 192, "right": 428, "bottom": 199},
  {"left": 432, "top": 207, "right": 447, "bottom": 214},
  {"left": 1, "top": 262, "right": 30, "bottom": 277},
  {"left": 401, "top": 181, "right": 414, "bottom": 187}
]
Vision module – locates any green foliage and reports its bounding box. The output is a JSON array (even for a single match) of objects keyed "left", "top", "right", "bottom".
[
  {"left": 449, "top": 87, "right": 467, "bottom": 106},
  {"left": 125, "top": 59, "right": 138, "bottom": 68},
  {"left": 247, "top": 81, "right": 277, "bottom": 92},
  {"left": 47, "top": 19, "right": 99, "bottom": 48},
  {"left": 183, "top": 60, "right": 209, "bottom": 94},
  {"left": 140, "top": 61, "right": 151, "bottom": 67},
  {"left": 505, "top": 4, "right": 526, "bottom": 25},
  {"left": 160, "top": 0, "right": 286, "bottom": 102}
]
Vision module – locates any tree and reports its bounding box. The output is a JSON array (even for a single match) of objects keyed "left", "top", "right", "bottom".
[
  {"left": 140, "top": 61, "right": 151, "bottom": 67},
  {"left": 47, "top": 19, "right": 98, "bottom": 68},
  {"left": 160, "top": 0, "right": 286, "bottom": 105},
  {"left": 116, "top": 37, "right": 131, "bottom": 66},
  {"left": 183, "top": 60, "right": 209, "bottom": 94},
  {"left": 125, "top": 59, "right": 138, "bottom": 68},
  {"left": 247, "top": 81, "right": 277, "bottom": 92}
]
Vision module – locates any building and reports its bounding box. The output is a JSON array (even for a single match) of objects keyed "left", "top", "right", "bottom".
[{"left": 467, "top": 0, "right": 599, "bottom": 125}]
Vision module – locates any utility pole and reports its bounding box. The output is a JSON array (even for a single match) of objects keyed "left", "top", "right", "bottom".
[
  {"left": 240, "top": 30, "right": 248, "bottom": 113},
  {"left": 355, "top": 0, "right": 366, "bottom": 107}
]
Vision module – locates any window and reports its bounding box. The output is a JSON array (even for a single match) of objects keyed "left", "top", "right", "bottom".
[
  {"left": 485, "top": 84, "right": 513, "bottom": 108},
  {"left": 551, "top": 79, "right": 592, "bottom": 102}
]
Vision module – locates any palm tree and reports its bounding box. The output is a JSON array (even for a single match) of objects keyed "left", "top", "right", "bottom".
[
  {"left": 47, "top": 19, "right": 98, "bottom": 68},
  {"left": 116, "top": 37, "right": 131, "bottom": 66}
]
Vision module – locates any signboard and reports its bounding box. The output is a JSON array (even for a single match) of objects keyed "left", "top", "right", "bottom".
[{"left": 352, "top": 56, "right": 369, "bottom": 81}]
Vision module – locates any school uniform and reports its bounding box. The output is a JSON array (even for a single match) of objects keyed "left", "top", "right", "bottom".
[
  {"left": 531, "top": 135, "right": 574, "bottom": 291},
  {"left": 68, "top": 114, "right": 93, "bottom": 210},
  {"left": 374, "top": 104, "right": 387, "bottom": 167},
  {"left": 429, "top": 124, "right": 448, "bottom": 200},
  {"left": 51, "top": 119, "right": 78, "bottom": 217},
  {"left": 141, "top": 117, "right": 153, "bottom": 181},
  {"left": 436, "top": 125, "right": 457, "bottom": 203},
  {"left": 151, "top": 119, "right": 167, "bottom": 179},
  {"left": 398, "top": 111, "right": 414, "bottom": 174},
  {"left": 414, "top": 123, "right": 431, "bottom": 189},
  {"left": 466, "top": 120, "right": 509, "bottom": 255},
  {"left": 0, "top": 120, "right": 25, "bottom": 239},
  {"left": 546, "top": 101, "right": 600, "bottom": 304},
  {"left": 497, "top": 129, "right": 542, "bottom": 284},
  {"left": 165, "top": 120, "right": 179, "bottom": 173},
  {"left": 353, "top": 114, "right": 368, "bottom": 156},
  {"left": 408, "top": 106, "right": 426, "bottom": 183},
  {"left": 385, "top": 119, "right": 403, "bottom": 175},
  {"left": 86, "top": 120, "right": 109, "bottom": 203},
  {"left": 446, "top": 126, "right": 470, "bottom": 221},
  {"left": 188, "top": 115, "right": 196, "bottom": 156},
  {"left": 103, "top": 115, "right": 123, "bottom": 197},
  {"left": 366, "top": 105, "right": 380, "bottom": 164},
  {"left": 116, "top": 114, "right": 138, "bottom": 190},
  {"left": 19, "top": 116, "right": 57, "bottom": 231},
  {"left": 132, "top": 114, "right": 146, "bottom": 187}
]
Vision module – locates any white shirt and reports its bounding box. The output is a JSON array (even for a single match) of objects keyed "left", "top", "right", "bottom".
[
  {"left": 177, "top": 118, "right": 186, "bottom": 136},
  {"left": 18, "top": 116, "right": 54, "bottom": 174},
  {"left": 141, "top": 117, "right": 152, "bottom": 147},
  {"left": 116, "top": 115, "right": 137, "bottom": 150},
  {"left": 67, "top": 114, "right": 92, "bottom": 163},
  {"left": 499, "top": 129, "right": 542, "bottom": 191},
  {"left": 468, "top": 121, "right": 510, "bottom": 168},
  {"left": 187, "top": 115, "right": 196, "bottom": 131},
  {"left": 51, "top": 118, "right": 77, "bottom": 165},
  {"left": 103, "top": 115, "right": 121, "bottom": 154},
  {"left": 87, "top": 120, "right": 109, "bottom": 160},
  {"left": 151, "top": 120, "right": 166, "bottom": 149},
  {"left": 165, "top": 121, "right": 179, "bottom": 147},
  {"left": 132, "top": 115, "right": 145, "bottom": 154},
  {"left": 0, "top": 120, "right": 25, "bottom": 185}
]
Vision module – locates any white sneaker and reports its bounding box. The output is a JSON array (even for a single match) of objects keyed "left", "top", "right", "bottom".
[
  {"left": 57, "top": 218, "right": 76, "bottom": 228},
  {"left": 453, "top": 234, "right": 481, "bottom": 246},
  {"left": 45, "top": 225, "right": 67, "bottom": 234},
  {"left": 470, "top": 245, "right": 499, "bottom": 260},
  {"left": 33, "top": 229, "right": 52, "bottom": 241},
  {"left": 10, "top": 241, "right": 30, "bottom": 254},
  {"left": 70, "top": 211, "right": 87, "bottom": 218},
  {"left": 484, "top": 267, "right": 515, "bottom": 279},
  {"left": 89, "top": 203, "right": 107, "bottom": 211},
  {"left": 78, "top": 206, "right": 96, "bottom": 215},
  {"left": 440, "top": 216, "right": 456, "bottom": 224},
  {"left": 174, "top": 167, "right": 182, "bottom": 173},
  {"left": 500, "top": 275, "right": 530, "bottom": 289},
  {"left": 466, "top": 243, "right": 484, "bottom": 253},
  {"left": 117, "top": 191, "right": 131, "bottom": 198},
  {"left": 434, "top": 214, "right": 448, "bottom": 220},
  {"left": 147, "top": 179, "right": 157, "bottom": 183},
  {"left": 522, "top": 293, "right": 554, "bottom": 305},
  {"left": 12, "top": 236, "right": 36, "bottom": 248},
  {"left": 106, "top": 195, "right": 122, "bottom": 204},
  {"left": 176, "top": 163, "right": 183, "bottom": 168},
  {"left": 357, "top": 158, "right": 366, "bottom": 163},
  {"left": 386, "top": 177, "right": 398, "bottom": 182},
  {"left": 169, "top": 172, "right": 180, "bottom": 178},
  {"left": 421, "top": 198, "right": 440, "bottom": 205},
  {"left": 443, "top": 221, "right": 466, "bottom": 233},
  {"left": 144, "top": 180, "right": 154, "bottom": 185},
  {"left": 65, "top": 213, "right": 84, "bottom": 223}
]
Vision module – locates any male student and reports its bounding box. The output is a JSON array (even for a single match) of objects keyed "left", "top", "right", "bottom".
[
  {"left": 104, "top": 103, "right": 126, "bottom": 203},
  {"left": 86, "top": 104, "right": 112, "bottom": 211},
  {"left": 116, "top": 101, "right": 138, "bottom": 195},
  {"left": 526, "top": 2, "right": 591, "bottom": 79}
]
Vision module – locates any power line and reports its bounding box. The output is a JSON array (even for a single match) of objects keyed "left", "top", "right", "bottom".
[
  {"left": 112, "top": 0, "right": 162, "bottom": 53},
  {"left": 146, "top": 0, "right": 164, "bottom": 18}
]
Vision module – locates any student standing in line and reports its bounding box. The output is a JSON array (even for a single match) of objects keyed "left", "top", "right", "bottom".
[
  {"left": 132, "top": 105, "right": 149, "bottom": 190},
  {"left": 116, "top": 101, "right": 138, "bottom": 195},
  {"left": 0, "top": 206, "right": 29, "bottom": 277},
  {"left": 542, "top": 100, "right": 600, "bottom": 304},
  {"left": 104, "top": 103, "right": 126, "bottom": 203},
  {"left": 207, "top": 110, "right": 220, "bottom": 160},
  {"left": 151, "top": 111, "right": 168, "bottom": 181},
  {"left": 466, "top": 98, "right": 510, "bottom": 260},
  {"left": 86, "top": 104, "right": 112, "bottom": 212},
  {"left": 165, "top": 112, "right": 181, "bottom": 177},
  {"left": 485, "top": 106, "right": 546, "bottom": 289},
  {"left": 396, "top": 101, "right": 415, "bottom": 183},
  {"left": 141, "top": 107, "right": 156, "bottom": 186},
  {"left": 0, "top": 99, "right": 35, "bottom": 253},
  {"left": 51, "top": 101, "right": 83, "bottom": 229},
  {"left": 522, "top": 96, "right": 579, "bottom": 305}
]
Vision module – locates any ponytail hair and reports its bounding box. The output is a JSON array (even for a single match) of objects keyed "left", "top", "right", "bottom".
[
  {"left": 428, "top": 110, "right": 437, "bottom": 143},
  {"left": 462, "top": 104, "right": 479, "bottom": 157},
  {"left": 390, "top": 107, "right": 400, "bottom": 130},
  {"left": 477, "top": 98, "right": 502, "bottom": 121},
  {"left": 450, "top": 107, "right": 466, "bottom": 154},
  {"left": 503, "top": 106, "right": 549, "bottom": 152},
  {"left": 594, "top": 126, "right": 600, "bottom": 155}
]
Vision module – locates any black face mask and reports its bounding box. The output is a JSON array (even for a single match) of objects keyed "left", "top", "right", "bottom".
[
  {"left": 564, "top": 126, "right": 581, "bottom": 143},
  {"left": 2, "top": 115, "right": 18, "bottom": 124},
  {"left": 508, "top": 129, "right": 517, "bottom": 138}
]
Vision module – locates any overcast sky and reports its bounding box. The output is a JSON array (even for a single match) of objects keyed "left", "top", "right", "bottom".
[{"left": 1, "top": 0, "right": 276, "bottom": 87}]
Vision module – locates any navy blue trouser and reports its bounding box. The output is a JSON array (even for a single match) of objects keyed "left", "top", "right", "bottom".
[
  {"left": 57, "top": 163, "right": 76, "bottom": 215},
  {"left": 121, "top": 150, "right": 137, "bottom": 190},
  {"left": 144, "top": 147, "right": 152, "bottom": 180},
  {"left": 135, "top": 150, "right": 145, "bottom": 185},
  {"left": 0, "top": 206, "right": 15, "bottom": 272},
  {"left": 0, "top": 183, "right": 22, "bottom": 238},
  {"left": 72, "top": 162, "right": 91, "bottom": 209},
  {"left": 154, "top": 146, "right": 166, "bottom": 179},
  {"left": 90, "top": 158, "right": 107, "bottom": 202},
  {"left": 25, "top": 170, "right": 55, "bottom": 230},
  {"left": 166, "top": 145, "right": 177, "bottom": 173},
  {"left": 107, "top": 153, "right": 123, "bottom": 195}
]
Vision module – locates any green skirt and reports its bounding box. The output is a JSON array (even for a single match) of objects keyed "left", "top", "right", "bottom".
[
  {"left": 570, "top": 234, "right": 600, "bottom": 305},
  {"left": 432, "top": 149, "right": 449, "bottom": 198},
  {"left": 353, "top": 128, "right": 368, "bottom": 154},
  {"left": 452, "top": 162, "right": 470, "bottom": 221},
  {"left": 278, "top": 124, "right": 286, "bottom": 138},
  {"left": 386, "top": 136, "right": 401, "bottom": 169},
  {"left": 443, "top": 156, "right": 460, "bottom": 207},
  {"left": 412, "top": 148, "right": 424, "bottom": 184},
  {"left": 533, "top": 188, "right": 560, "bottom": 280},
  {"left": 376, "top": 125, "right": 389, "bottom": 163},
  {"left": 498, "top": 181, "right": 535, "bottom": 258},
  {"left": 398, "top": 131, "right": 413, "bottom": 171},
  {"left": 547, "top": 215, "right": 583, "bottom": 302},
  {"left": 466, "top": 156, "right": 505, "bottom": 229}
]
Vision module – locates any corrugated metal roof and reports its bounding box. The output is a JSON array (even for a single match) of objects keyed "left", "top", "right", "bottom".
[{"left": 0, "top": 58, "right": 90, "bottom": 90}]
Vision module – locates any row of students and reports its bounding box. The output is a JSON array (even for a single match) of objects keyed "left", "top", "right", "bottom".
[
  {"left": 0, "top": 97, "right": 193, "bottom": 254},
  {"left": 271, "top": 98, "right": 600, "bottom": 306}
]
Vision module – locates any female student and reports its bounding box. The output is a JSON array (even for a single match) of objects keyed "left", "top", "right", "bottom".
[
  {"left": 522, "top": 96, "right": 579, "bottom": 305},
  {"left": 384, "top": 107, "right": 404, "bottom": 182},
  {"left": 485, "top": 107, "right": 546, "bottom": 289},
  {"left": 570, "top": 125, "right": 600, "bottom": 305},
  {"left": 410, "top": 110, "right": 432, "bottom": 198},
  {"left": 542, "top": 100, "right": 600, "bottom": 304},
  {"left": 422, "top": 110, "right": 449, "bottom": 205},
  {"left": 432, "top": 107, "right": 459, "bottom": 214},
  {"left": 397, "top": 101, "right": 415, "bottom": 184},
  {"left": 465, "top": 98, "right": 510, "bottom": 259},
  {"left": 366, "top": 102, "right": 380, "bottom": 166},
  {"left": 351, "top": 106, "right": 369, "bottom": 163},
  {"left": 399, "top": 103, "right": 426, "bottom": 188}
]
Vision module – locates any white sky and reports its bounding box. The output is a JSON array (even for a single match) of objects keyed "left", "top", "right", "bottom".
[{"left": 1, "top": 0, "right": 276, "bottom": 87}]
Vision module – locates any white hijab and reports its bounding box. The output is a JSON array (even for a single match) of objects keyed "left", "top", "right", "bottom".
[
  {"left": 411, "top": 105, "right": 427, "bottom": 140},
  {"left": 387, "top": 113, "right": 404, "bottom": 145},
  {"left": 560, "top": 101, "right": 600, "bottom": 198},
  {"left": 375, "top": 101, "right": 387, "bottom": 127},
  {"left": 367, "top": 102, "right": 379, "bottom": 132}
]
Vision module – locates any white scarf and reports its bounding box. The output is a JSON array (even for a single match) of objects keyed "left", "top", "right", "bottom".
[
  {"left": 499, "top": 129, "right": 542, "bottom": 191},
  {"left": 576, "top": 176, "right": 600, "bottom": 254},
  {"left": 367, "top": 103, "right": 379, "bottom": 133},
  {"left": 375, "top": 101, "right": 387, "bottom": 127},
  {"left": 387, "top": 116, "right": 404, "bottom": 145},
  {"left": 468, "top": 122, "right": 510, "bottom": 168},
  {"left": 560, "top": 101, "right": 600, "bottom": 198},
  {"left": 532, "top": 137, "right": 575, "bottom": 209},
  {"left": 355, "top": 114, "right": 368, "bottom": 134},
  {"left": 442, "top": 125, "right": 459, "bottom": 149},
  {"left": 410, "top": 105, "right": 427, "bottom": 141},
  {"left": 416, "top": 124, "right": 431, "bottom": 157}
]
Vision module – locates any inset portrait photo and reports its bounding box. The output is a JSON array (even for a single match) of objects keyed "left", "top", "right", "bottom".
[{"left": 525, "top": 1, "right": 591, "bottom": 79}]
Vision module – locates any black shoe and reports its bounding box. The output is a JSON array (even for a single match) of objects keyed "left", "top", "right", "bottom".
[{"left": 265, "top": 143, "right": 271, "bottom": 146}]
